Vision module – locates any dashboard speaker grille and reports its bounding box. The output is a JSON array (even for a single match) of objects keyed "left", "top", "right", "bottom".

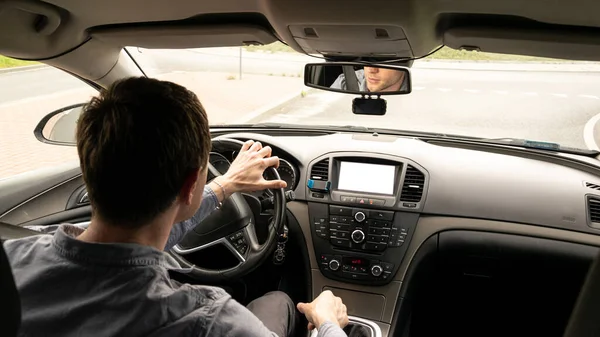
[
  {"left": 588, "top": 196, "right": 600, "bottom": 224},
  {"left": 400, "top": 165, "right": 425, "bottom": 202},
  {"left": 310, "top": 159, "right": 329, "bottom": 181}
]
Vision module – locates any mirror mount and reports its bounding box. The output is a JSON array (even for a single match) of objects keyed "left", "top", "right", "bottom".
[
  {"left": 352, "top": 95, "right": 387, "bottom": 116},
  {"left": 34, "top": 103, "right": 86, "bottom": 146}
]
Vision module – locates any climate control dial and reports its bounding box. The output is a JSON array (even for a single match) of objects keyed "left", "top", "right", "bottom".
[
  {"left": 371, "top": 265, "right": 383, "bottom": 277},
  {"left": 329, "top": 259, "right": 340, "bottom": 271}
]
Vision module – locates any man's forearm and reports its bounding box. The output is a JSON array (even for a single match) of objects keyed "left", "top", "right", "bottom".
[{"left": 164, "top": 185, "right": 219, "bottom": 251}]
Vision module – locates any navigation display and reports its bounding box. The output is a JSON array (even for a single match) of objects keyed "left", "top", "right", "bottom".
[{"left": 338, "top": 161, "right": 395, "bottom": 195}]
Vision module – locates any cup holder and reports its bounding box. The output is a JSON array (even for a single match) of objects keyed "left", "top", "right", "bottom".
[{"left": 310, "top": 316, "right": 383, "bottom": 337}]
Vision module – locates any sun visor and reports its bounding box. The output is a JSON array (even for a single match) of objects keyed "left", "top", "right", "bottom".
[
  {"left": 444, "top": 27, "right": 600, "bottom": 61},
  {"left": 90, "top": 24, "right": 278, "bottom": 49},
  {"left": 288, "top": 25, "right": 412, "bottom": 58}
]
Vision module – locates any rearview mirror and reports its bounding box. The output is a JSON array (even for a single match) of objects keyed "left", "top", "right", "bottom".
[
  {"left": 34, "top": 103, "right": 85, "bottom": 146},
  {"left": 304, "top": 62, "right": 411, "bottom": 95}
]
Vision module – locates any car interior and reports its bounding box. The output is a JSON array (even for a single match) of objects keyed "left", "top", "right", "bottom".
[{"left": 3, "top": 0, "right": 600, "bottom": 336}]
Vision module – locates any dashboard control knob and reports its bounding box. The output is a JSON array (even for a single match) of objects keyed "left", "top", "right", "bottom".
[
  {"left": 354, "top": 211, "right": 366, "bottom": 223},
  {"left": 371, "top": 265, "right": 383, "bottom": 277},
  {"left": 329, "top": 259, "right": 340, "bottom": 271},
  {"left": 351, "top": 230, "right": 365, "bottom": 243}
]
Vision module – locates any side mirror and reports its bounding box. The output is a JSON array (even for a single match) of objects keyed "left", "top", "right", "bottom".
[
  {"left": 304, "top": 62, "right": 411, "bottom": 95},
  {"left": 34, "top": 103, "right": 85, "bottom": 146}
]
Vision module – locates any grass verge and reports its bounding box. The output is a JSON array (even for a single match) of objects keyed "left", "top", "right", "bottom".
[
  {"left": 244, "top": 42, "right": 568, "bottom": 62},
  {"left": 0, "top": 55, "right": 38, "bottom": 69}
]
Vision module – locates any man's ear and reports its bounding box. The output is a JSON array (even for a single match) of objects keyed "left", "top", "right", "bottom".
[{"left": 180, "top": 168, "right": 201, "bottom": 205}]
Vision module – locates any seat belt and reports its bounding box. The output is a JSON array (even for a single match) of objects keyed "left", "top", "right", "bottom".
[{"left": 342, "top": 66, "right": 359, "bottom": 91}]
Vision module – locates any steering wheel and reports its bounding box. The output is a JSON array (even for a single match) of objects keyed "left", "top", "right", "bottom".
[{"left": 169, "top": 138, "right": 286, "bottom": 282}]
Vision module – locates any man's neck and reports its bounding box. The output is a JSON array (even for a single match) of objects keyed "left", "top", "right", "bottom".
[{"left": 77, "top": 214, "right": 175, "bottom": 251}]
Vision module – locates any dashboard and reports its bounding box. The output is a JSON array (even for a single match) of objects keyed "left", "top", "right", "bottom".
[
  {"left": 207, "top": 130, "right": 600, "bottom": 289},
  {"left": 3, "top": 128, "right": 600, "bottom": 331}
]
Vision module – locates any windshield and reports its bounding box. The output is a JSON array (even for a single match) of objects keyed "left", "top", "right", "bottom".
[{"left": 130, "top": 44, "right": 600, "bottom": 151}]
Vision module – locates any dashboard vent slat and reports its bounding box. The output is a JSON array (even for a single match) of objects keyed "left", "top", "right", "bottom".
[
  {"left": 588, "top": 197, "right": 600, "bottom": 224},
  {"left": 310, "top": 159, "right": 329, "bottom": 181},
  {"left": 585, "top": 182, "right": 600, "bottom": 191},
  {"left": 400, "top": 165, "right": 425, "bottom": 202}
]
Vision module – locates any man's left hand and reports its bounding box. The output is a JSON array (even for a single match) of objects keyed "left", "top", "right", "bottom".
[{"left": 212, "top": 140, "right": 287, "bottom": 198}]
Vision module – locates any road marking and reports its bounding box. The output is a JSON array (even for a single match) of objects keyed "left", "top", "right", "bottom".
[
  {"left": 464, "top": 89, "right": 481, "bottom": 93},
  {"left": 584, "top": 112, "right": 600, "bottom": 151},
  {"left": 579, "top": 94, "right": 600, "bottom": 100},
  {"left": 551, "top": 93, "right": 568, "bottom": 98},
  {"left": 492, "top": 90, "right": 508, "bottom": 95},
  {"left": 437, "top": 88, "right": 451, "bottom": 92},
  {"left": 523, "top": 92, "right": 538, "bottom": 96}
]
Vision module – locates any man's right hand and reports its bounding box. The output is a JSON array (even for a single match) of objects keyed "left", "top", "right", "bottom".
[{"left": 297, "top": 290, "right": 349, "bottom": 331}]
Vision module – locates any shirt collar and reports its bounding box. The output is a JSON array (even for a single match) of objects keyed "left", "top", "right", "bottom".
[{"left": 52, "top": 224, "right": 186, "bottom": 270}]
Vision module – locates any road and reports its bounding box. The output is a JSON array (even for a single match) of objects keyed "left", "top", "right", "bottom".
[
  {"left": 249, "top": 68, "right": 600, "bottom": 150},
  {"left": 2, "top": 49, "right": 600, "bottom": 180}
]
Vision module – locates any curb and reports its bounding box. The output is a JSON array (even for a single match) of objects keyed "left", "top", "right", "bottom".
[
  {"left": 0, "top": 64, "right": 48, "bottom": 74},
  {"left": 234, "top": 88, "right": 307, "bottom": 124}
]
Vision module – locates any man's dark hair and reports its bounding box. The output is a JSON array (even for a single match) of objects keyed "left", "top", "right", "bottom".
[{"left": 77, "top": 77, "right": 211, "bottom": 228}]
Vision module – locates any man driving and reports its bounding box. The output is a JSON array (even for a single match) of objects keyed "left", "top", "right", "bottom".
[
  {"left": 330, "top": 66, "right": 407, "bottom": 92},
  {"left": 2, "top": 77, "right": 349, "bottom": 337}
]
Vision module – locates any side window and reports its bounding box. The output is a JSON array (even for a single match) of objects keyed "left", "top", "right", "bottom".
[{"left": 0, "top": 60, "right": 97, "bottom": 180}]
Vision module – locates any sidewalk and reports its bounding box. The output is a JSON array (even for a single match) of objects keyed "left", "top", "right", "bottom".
[{"left": 0, "top": 71, "right": 305, "bottom": 180}]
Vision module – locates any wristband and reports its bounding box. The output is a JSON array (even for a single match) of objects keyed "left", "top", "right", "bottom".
[{"left": 213, "top": 179, "right": 227, "bottom": 198}]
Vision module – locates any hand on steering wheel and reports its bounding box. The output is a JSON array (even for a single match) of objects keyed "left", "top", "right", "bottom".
[{"left": 213, "top": 140, "right": 287, "bottom": 196}]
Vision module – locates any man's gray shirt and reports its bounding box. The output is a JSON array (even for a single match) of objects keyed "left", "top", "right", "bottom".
[{"left": 3, "top": 186, "right": 346, "bottom": 337}]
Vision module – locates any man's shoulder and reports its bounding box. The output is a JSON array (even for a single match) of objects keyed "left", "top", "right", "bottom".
[{"left": 3, "top": 234, "right": 53, "bottom": 261}]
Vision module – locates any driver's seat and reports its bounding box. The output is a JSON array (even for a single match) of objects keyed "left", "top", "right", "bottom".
[{"left": 0, "top": 240, "right": 21, "bottom": 337}]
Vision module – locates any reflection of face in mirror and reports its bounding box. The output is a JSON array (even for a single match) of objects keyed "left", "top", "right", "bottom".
[
  {"left": 363, "top": 66, "right": 405, "bottom": 92},
  {"left": 329, "top": 66, "right": 408, "bottom": 93}
]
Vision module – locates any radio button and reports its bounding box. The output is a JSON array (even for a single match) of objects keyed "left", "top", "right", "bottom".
[
  {"left": 330, "top": 238, "right": 351, "bottom": 248},
  {"left": 330, "top": 230, "right": 349, "bottom": 239},
  {"left": 330, "top": 206, "right": 352, "bottom": 216},
  {"left": 370, "top": 211, "right": 394, "bottom": 221},
  {"left": 381, "top": 262, "right": 395, "bottom": 272},
  {"left": 331, "top": 223, "right": 350, "bottom": 231},
  {"left": 341, "top": 196, "right": 356, "bottom": 203},
  {"left": 369, "top": 199, "right": 385, "bottom": 206},
  {"left": 365, "top": 242, "right": 387, "bottom": 251}
]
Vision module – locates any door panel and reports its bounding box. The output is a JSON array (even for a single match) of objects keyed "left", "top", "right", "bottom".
[{"left": 0, "top": 162, "right": 90, "bottom": 232}]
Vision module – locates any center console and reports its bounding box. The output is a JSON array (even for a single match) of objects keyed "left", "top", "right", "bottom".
[{"left": 306, "top": 153, "right": 427, "bottom": 286}]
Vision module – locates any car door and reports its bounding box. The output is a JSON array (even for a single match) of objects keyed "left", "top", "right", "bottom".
[{"left": 0, "top": 65, "right": 97, "bottom": 238}]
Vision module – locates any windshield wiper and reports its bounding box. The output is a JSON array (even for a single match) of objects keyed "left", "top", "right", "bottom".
[{"left": 478, "top": 138, "right": 600, "bottom": 156}]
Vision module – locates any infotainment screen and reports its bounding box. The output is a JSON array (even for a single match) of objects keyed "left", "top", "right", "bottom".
[{"left": 337, "top": 161, "right": 396, "bottom": 195}]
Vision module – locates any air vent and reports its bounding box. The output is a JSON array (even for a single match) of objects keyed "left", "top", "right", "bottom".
[
  {"left": 585, "top": 182, "right": 600, "bottom": 191},
  {"left": 310, "top": 159, "right": 329, "bottom": 181},
  {"left": 588, "top": 196, "right": 600, "bottom": 224},
  {"left": 400, "top": 165, "right": 425, "bottom": 202}
]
